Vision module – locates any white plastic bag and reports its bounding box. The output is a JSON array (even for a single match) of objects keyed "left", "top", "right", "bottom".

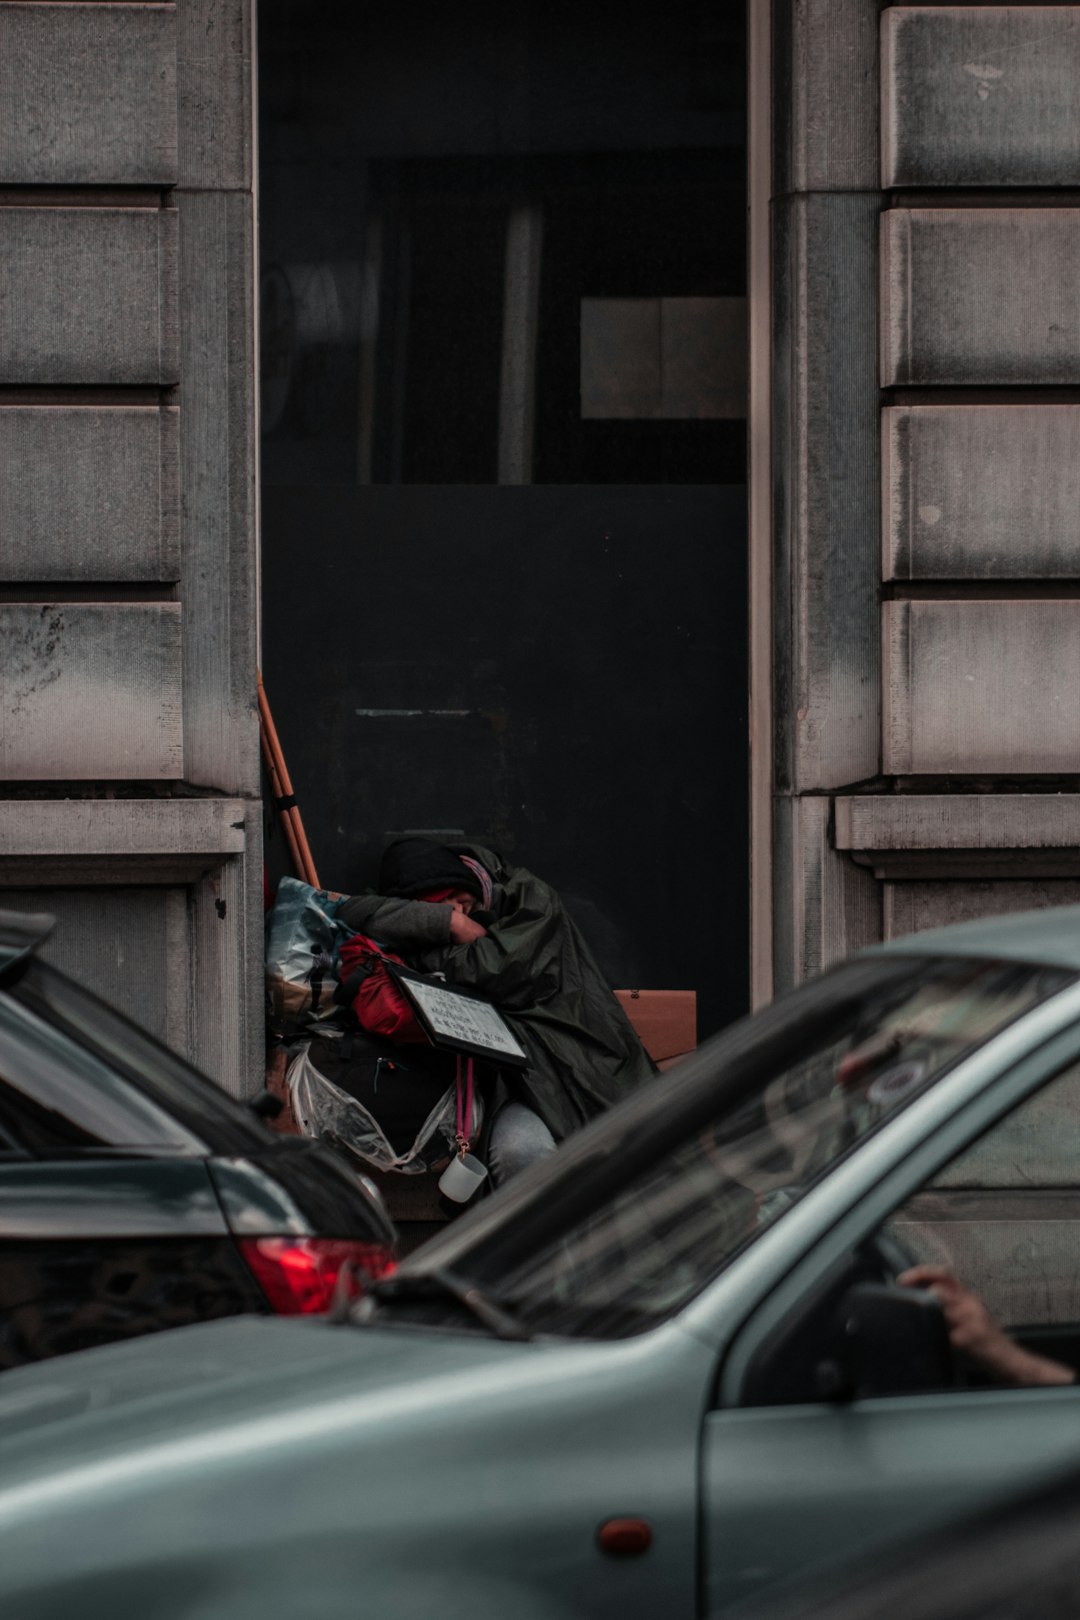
[{"left": 286, "top": 1042, "right": 484, "bottom": 1175}]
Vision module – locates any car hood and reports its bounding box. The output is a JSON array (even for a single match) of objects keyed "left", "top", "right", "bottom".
[
  {"left": 0, "top": 1311, "right": 711, "bottom": 1620},
  {"left": 0, "top": 1312, "right": 531, "bottom": 1462}
]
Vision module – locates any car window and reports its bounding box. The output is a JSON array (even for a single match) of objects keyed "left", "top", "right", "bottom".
[
  {"left": 447, "top": 956, "right": 1072, "bottom": 1339},
  {"left": 4, "top": 960, "right": 270, "bottom": 1153},
  {"left": 0, "top": 992, "right": 206, "bottom": 1156},
  {"left": 888, "top": 1055, "right": 1080, "bottom": 1337}
]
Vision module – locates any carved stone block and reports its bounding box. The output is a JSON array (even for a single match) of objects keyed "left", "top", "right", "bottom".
[
  {"left": 883, "top": 210, "right": 1080, "bottom": 387},
  {"left": 0, "top": 407, "right": 178, "bottom": 581},
  {"left": 885, "top": 406, "right": 1080, "bottom": 579},
  {"left": 0, "top": 603, "right": 183, "bottom": 779},
  {"left": 0, "top": 3, "right": 176, "bottom": 184},
  {"left": 885, "top": 600, "right": 1080, "bottom": 775},
  {"left": 883, "top": 7, "right": 1080, "bottom": 188}
]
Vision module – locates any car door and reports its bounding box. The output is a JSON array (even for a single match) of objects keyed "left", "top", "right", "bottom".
[{"left": 700, "top": 1018, "right": 1080, "bottom": 1613}]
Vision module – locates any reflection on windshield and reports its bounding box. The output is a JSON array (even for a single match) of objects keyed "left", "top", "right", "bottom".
[{"left": 486, "top": 957, "right": 1072, "bottom": 1338}]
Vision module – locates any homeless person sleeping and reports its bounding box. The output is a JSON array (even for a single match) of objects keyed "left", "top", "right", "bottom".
[{"left": 272, "top": 837, "right": 656, "bottom": 1195}]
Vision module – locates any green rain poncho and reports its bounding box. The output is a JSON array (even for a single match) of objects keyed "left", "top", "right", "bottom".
[{"left": 338, "top": 839, "right": 657, "bottom": 1143}]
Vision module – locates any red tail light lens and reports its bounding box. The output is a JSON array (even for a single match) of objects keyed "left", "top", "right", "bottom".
[{"left": 238, "top": 1237, "right": 397, "bottom": 1316}]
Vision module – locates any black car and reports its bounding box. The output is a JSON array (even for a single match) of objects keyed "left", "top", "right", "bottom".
[{"left": 0, "top": 909, "right": 396, "bottom": 1368}]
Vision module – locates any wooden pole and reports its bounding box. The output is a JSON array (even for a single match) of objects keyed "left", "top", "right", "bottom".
[
  {"left": 258, "top": 709, "right": 304, "bottom": 879},
  {"left": 257, "top": 672, "right": 321, "bottom": 889}
]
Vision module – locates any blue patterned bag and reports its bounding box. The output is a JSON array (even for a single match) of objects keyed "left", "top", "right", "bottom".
[{"left": 265, "top": 877, "right": 352, "bottom": 1029}]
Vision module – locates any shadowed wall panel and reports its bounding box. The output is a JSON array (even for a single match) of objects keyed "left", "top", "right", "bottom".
[
  {"left": 0, "top": 406, "right": 178, "bottom": 582},
  {"left": 178, "top": 0, "right": 251, "bottom": 191},
  {"left": 884, "top": 406, "right": 1080, "bottom": 580},
  {"left": 178, "top": 191, "right": 259, "bottom": 795},
  {"left": 774, "top": 0, "right": 880, "bottom": 192},
  {"left": 772, "top": 796, "right": 881, "bottom": 992},
  {"left": 0, "top": 2, "right": 176, "bottom": 185},
  {"left": 884, "top": 878, "right": 1080, "bottom": 940},
  {"left": 0, "top": 603, "right": 182, "bottom": 780},
  {"left": 0, "top": 886, "right": 190, "bottom": 1051},
  {"left": 884, "top": 600, "right": 1080, "bottom": 775},
  {"left": 766, "top": 0, "right": 882, "bottom": 992},
  {"left": 882, "top": 209, "right": 1080, "bottom": 387},
  {"left": 773, "top": 193, "right": 881, "bottom": 792},
  {"left": 0, "top": 207, "right": 178, "bottom": 385},
  {"left": 883, "top": 7, "right": 1080, "bottom": 189}
]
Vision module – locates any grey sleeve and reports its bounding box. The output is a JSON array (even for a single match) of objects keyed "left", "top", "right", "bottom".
[{"left": 336, "top": 892, "right": 452, "bottom": 948}]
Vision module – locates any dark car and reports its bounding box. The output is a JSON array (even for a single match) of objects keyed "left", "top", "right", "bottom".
[{"left": 0, "top": 908, "right": 396, "bottom": 1368}]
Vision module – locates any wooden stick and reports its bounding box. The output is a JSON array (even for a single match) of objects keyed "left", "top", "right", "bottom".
[
  {"left": 258, "top": 674, "right": 319, "bottom": 888},
  {"left": 258, "top": 711, "right": 304, "bottom": 878},
  {"left": 257, "top": 672, "right": 321, "bottom": 889}
]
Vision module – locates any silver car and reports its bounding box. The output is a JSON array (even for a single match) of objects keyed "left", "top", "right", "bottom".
[{"left": 7, "top": 907, "right": 1080, "bottom": 1618}]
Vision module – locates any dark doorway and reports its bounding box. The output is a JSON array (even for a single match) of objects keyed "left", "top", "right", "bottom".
[{"left": 258, "top": 1, "right": 749, "bottom": 1037}]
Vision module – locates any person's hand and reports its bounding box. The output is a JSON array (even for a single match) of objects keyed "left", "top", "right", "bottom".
[
  {"left": 899, "top": 1264, "right": 1006, "bottom": 1361},
  {"left": 899, "top": 1263, "right": 1073, "bottom": 1386},
  {"left": 448, "top": 907, "right": 487, "bottom": 945}
]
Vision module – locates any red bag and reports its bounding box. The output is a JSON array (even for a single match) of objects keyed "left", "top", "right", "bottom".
[{"left": 337, "top": 935, "right": 427, "bottom": 1044}]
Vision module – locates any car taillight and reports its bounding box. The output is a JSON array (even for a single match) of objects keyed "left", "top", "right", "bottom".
[{"left": 238, "top": 1237, "right": 397, "bottom": 1316}]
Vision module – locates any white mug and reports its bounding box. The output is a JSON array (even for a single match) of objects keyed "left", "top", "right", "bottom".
[{"left": 438, "top": 1151, "right": 489, "bottom": 1204}]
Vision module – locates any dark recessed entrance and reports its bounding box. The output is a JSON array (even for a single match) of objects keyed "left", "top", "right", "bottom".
[{"left": 258, "top": 0, "right": 748, "bottom": 1037}]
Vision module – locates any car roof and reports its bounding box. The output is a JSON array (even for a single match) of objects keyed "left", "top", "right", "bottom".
[
  {"left": 0, "top": 907, "right": 52, "bottom": 976},
  {"left": 876, "top": 902, "right": 1080, "bottom": 973}
]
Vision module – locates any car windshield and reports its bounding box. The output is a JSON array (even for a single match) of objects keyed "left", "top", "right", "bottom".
[{"left": 408, "top": 953, "right": 1074, "bottom": 1339}]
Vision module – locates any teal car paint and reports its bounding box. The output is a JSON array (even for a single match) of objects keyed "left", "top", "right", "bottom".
[
  {"left": 0, "top": 1316, "right": 712, "bottom": 1620},
  {"left": 8, "top": 911, "right": 1080, "bottom": 1615}
]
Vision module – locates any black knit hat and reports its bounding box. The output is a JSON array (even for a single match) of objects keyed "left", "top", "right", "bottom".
[{"left": 378, "top": 837, "right": 484, "bottom": 901}]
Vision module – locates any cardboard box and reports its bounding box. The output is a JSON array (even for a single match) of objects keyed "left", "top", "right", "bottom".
[{"left": 616, "top": 989, "right": 697, "bottom": 1065}]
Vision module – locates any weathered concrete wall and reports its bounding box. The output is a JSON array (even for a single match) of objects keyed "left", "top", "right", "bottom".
[
  {"left": 774, "top": 1, "right": 1080, "bottom": 977},
  {"left": 0, "top": 2, "right": 261, "bottom": 1096},
  {"left": 770, "top": 0, "right": 883, "bottom": 989},
  {"left": 774, "top": 3, "right": 1080, "bottom": 1322}
]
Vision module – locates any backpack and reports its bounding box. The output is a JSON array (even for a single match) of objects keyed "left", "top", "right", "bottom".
[
  {"left": 336, "top": 934, "right": 427, "bottom": 1044},
  {"left": 302, "top": 1031, "right": 456, "bottom": 1158},
  {"left": 286, "top": 1035, "right": 483, "bottom": 1175}
]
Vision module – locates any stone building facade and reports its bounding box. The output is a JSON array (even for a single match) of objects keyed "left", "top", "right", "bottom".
[
  {"left": 759, "top": 1, "right": 1080, "bottom": 1000},
  {"left": 0, "top": 2, "right": 262, "bottom": 1094},
  {"left": 4, "top": 2, "right": 1080, "bottom": 1099}
]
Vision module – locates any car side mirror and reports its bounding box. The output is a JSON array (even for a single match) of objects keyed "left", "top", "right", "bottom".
[{"left": 815, "top": 1282, "right": 952, "bottom": 1402}]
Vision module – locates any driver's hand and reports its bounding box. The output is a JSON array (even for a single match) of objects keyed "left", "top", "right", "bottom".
[
  {"left": 898, "top": 1264, "right": 1004, "bottom": 1360},
  {"left": 899, "top": 1264, "right": 1074, "bottom": 1387}
]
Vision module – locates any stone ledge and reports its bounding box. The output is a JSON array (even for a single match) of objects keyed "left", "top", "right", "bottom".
[
  {"left": 836, "top": 794, "right": 1080, "bottom": 879},
  {"left": 0, "top": 798, "right": 247, "bottom": 859}
]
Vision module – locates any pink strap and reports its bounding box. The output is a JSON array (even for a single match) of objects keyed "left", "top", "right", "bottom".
[{"left": 455, "top": 1055, "right": 474, "bottom": 1152}]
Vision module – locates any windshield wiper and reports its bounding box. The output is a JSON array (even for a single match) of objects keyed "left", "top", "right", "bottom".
[{"left": 359, "top": 1265, "right": 533, "bottom": 1342}]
